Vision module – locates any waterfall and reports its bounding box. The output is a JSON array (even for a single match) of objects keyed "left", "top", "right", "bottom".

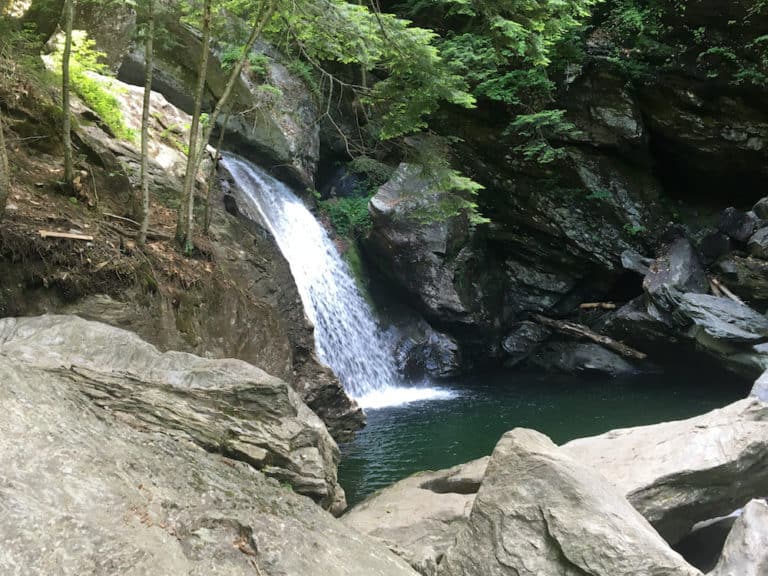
[{"left": 221, "top": 155, "right": 454, "bottom": 409}]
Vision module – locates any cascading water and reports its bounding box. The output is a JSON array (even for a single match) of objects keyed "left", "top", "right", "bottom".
[{"left": 221, "top": 154, "right": 454, "bottom": 409}]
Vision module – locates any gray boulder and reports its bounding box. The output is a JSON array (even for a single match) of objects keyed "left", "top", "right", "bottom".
[
  {"left": 343, "top": 458, "right": 488, "bottom": 575},
  {"left": 0, "top": 318, "right": 419, "bottom": 576},
  {"left": 563, "top": 398, "right": 768, "bottom": 543},
  {"left": 76, "top": 1, "right": 137, "bottom": 71},
  {"left": 719, "top": 208, "right": 761, "bottom": 243},
  {"left": 754, "top": 197, "right": 768, "bottom": 220},
  {"left": 716, "top": 255, "right": 768, "bottom": 306},
  {"left": 501, "top": 321, "right": 551, "bottom": 366},
  {"left": 752, "top": 370, "right": 768, "bottom": 402},
  {"left": 673, "top": 292, "right": 768, "bottom": 343},
  {"left": 528, "top": 341, "right": 639, "bottom": 377},
  {"left": 437, "top": 429, "right": 701, "bottom": 576},
  {"left": 643, "top": 238, "right": 708, "bottom": 301},
  {"left": 710, "top": 499, "right": 768, "bottom": 576},
  {"left": 0, "top": 315, "right": 345, "bottom": 512},
  {"left": 748, "top": 227, "right": 768, "bottom": 260}
]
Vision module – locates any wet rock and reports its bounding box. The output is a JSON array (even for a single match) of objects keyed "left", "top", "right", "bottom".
[
  {"left": 0, "top": 320, "right": 420, "bottom": 576},
  {"left": 700, "top": 231, "right": 732, "bottom": 264},
  {"left": 0, "top": 315, "right": 345, "bottom": 511},
  {"left": 501, "top": 321, "right": 551, "bottom": 366},
  {"left": 710, "top": 500, "right": 768, "bottom": 576},
  {"left": 673, "top": 292, "right": 768, "bottom": 343},
  {"left": 387, "top": 319, "right": 461, "bottom": 379},
  {"left": 528, "top": 341, "right": 639, "bottom": 377},
  {"left": 754, "top": 197, "right": 768, "bottom": 220},
  {"left": 563, "top": 398, "right": 768, "bottom": 544},
  {"left": 719, "top": 208, "right": 761, "bottom": 243},
  {"left": 748, "top": 227, "right": 768, "bottom": 259},
  {"left": 343, "top": 458, "right": 488, "bottom": 576},
  {"left": 437, "top": 429, "right": 701, "bottom": 576},
  {"left": 751, "top": 370, "right": 768, "bottom": 402},
  {"left": 643, "top": 238, "right": 708, "bottom": 301}
]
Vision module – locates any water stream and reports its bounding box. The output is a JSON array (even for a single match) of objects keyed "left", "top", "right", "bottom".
[{"left": 221, "top": 155, "right": 453, "bottom": 408}]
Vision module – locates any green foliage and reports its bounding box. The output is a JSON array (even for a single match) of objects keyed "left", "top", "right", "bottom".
[
  {"left": 221, "top": 45, "right": 271, "bottom": 77},
  {"left": 347, "top": 156, "right": 394, "bottom": 188},
  {"left": 52, "top": 31, "right": 135, "bottom": 141},
  {"left": 507, "top": 109, "right": 578, "bottom": 164},
  {"left": 320, "top": 196, "right": 372, "bottom": 238}
]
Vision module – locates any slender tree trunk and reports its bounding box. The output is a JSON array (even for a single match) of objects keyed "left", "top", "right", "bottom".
[
  {"left": 0, "top": 110, "right": 9, "bottom": 215},
  {"left": 61, "top": 0, "right": 74, "bottom": 188},
  {"left": 137, "top": 0, "right": 155, "bottom": 247},
  {"left": 188, "top": 1, "right": 274, "bottom": 191},
  {"left": 203, "top": 109, "right": 229, "bottom": 235},
  {"left": 176, "top": 0, "right": 212, "bottom": 252}
]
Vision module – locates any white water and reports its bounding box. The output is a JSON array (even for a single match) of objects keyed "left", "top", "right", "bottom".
[{"left": 221, "top": 155, "right": 455, "bottom": 409}]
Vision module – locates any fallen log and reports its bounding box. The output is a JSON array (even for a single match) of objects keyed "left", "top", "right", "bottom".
[
  {"left": 39, "top": 230, "right": 94, "bottom": 241},
  {"left": 711, "top": 277, "right": 744, "bottom": 305},
  {"left": 532, "top": 314, "right": 647, "bottom": 361},
  {"left": 579, "top": 302, "right": 617, "bottom": 310}
]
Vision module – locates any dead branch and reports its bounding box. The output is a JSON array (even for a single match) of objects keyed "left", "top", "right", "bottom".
[
  {"left": 711, "top": 277, "right": 744, "bottom": 305},
  {"left": 39, "top": 230, "right": 94, "bottom": 241},
  {"left": 532, "top": 314, "right": 647, "bottom": 361},
  {"left": 579, "top": 302, "right": 617, "bottom": 310}
]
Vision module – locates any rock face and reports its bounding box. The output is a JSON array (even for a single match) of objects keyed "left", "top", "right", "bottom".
[
  {"left": 710, "top": 499, "right": 768, "bottom": 576},
  {"left": 118, "top": 22, "right": 319, "bottom": 187},
  {"left": 0, "top": 318, "right": 419, "bottom": 576},
  {"left": 528, "top": 340, "right": 639, "bottom": 377},
  {"left": 0, "top": 315, "right": 345, "bottom": 511},
  {"left": 75, "top": 1, "right": 137, "bottom": 71},
  {"left": 437, "top": 429, "right": 701, "bottom": 576},
  {"left": 343, "top": 458, "right": 487, "bottom": 576},
  {"left": 563, "top": 398, "right": 768, "bottom": 544}
]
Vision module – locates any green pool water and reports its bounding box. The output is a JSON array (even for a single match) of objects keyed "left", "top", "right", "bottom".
[{"left": 338, "top": 369, "right": 748, "bottom": 506}]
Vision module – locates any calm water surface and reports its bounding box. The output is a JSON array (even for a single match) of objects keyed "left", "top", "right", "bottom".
[{"left": 339, "top": 369, "right": 747, "bottom": 506}]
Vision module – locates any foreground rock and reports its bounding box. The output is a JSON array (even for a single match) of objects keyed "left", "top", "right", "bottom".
[
  {"left": 0, "top": 318, "right": 419, "bottom": 576},
  {"left": 437, "top": 429, "right": 700, "bottom": 576},
  {"left": 710, "top": 499, "right": 768, "bottom": 576},
  {"left": 752, "top": 370, "right": 768, "bottom": 401},
  {"left": 343, "top": 458, "right": 487, "bottom": 575},
  {"left": 0, "top": 315, "right": 344, "bottom": 511},
  {"left": 563, "top": 398, "right": 768, "bottom": 543}
]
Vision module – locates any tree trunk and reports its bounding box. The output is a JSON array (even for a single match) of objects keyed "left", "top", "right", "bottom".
[
  {"left": 61, "top": 0, "right": 75, "bottom": 188},
  {"left": 203, "top": 109, "right": 229, "bottom": 235},
  {"left": 0, "top": 109, "right": 9, "bottom": 215},
  {"left": 187, "top": 1, "right": 275, "bottom": 195},
  {"left": 176, "top": 0, "right": 212, "bottom": 252},
  {"left": 137, "top": 0, "right": 155, "bottom": 247}
]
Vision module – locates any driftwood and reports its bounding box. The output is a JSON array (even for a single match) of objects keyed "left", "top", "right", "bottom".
[
  {"left": 102, "top": 213, "right": 172, "bottom": 241},
  {"left": 579, "top": 302, "right": 617, "bottom": 310},
  {"left": 711, "top": 277, "right": 744, "bottom": 305},
  {"left": 532, "top": 314, "right": 647, "bottom": 361},
  {"left": 39, "top": 230, "right": 94, "bottom": 241}
]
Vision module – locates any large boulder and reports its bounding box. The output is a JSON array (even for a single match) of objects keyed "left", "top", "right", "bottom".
[
  {"left": 343, "top": 458, "right": 488, "bottom": 575},
  {"left": 719, "top": 208, "right": 761, "bottom": 244},
  {"left": 748, "top": 227, "right": 768, "bottom": 260},
  {"left": 563, "top": 398, "right": 768, "bottom": 543},
  {"left": 527, "top": 340, "right": 639, "bottom": 377},
  {"left": 643, "top": 238, "right": 709, "bottom": 301},
  {"left": 751, "top": 370, "right": 768, "bottom": 402},
  {"left": 437, "top": 429, "right": 701, "bottom": 576},
  {"left": 715, "top": 255, "right": 768, "bottom": 307},
  {"left": 118, "top": 23, "right": 319, "bottom": 187},
  {"left": 672, "top": 292, "right": 768, "bottom": 343},
  {"left": 0, "top": 317, "right": 419, "bottom": 576},
  {"left": 710, "top": 499, "right": 768, "bottom": 576},
  {"left": 75, "top": 1, "right": 137, "bottom": 72},
  {"left": 0, "top": 315, "right": 344, "bottom": 511}
]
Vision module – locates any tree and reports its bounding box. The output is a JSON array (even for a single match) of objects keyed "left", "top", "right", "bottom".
[
  {"left": 61, "top": 0, "right": 75, "bottom": 188},
  {"left": 137, "top": 0, "right": 155, "bottom": 247},
  {"left": 203, "top": 108, "right": 229, "bottom": 235},
  {"left": 0, "top": 110, "right": 9, "bottom": 215}
]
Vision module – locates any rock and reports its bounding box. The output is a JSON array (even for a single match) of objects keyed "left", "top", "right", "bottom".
[
  {"left": 700, "top": 231, "right": 732, "bottom": 264},
  {"left": 437, "top": 429, "right": 701, "bottom": 576},
  {"left": 643, "top": 238, "right": 708, "bottom": 301},
  {"left": 621, "top": 248, "right": 653, "bottom": 275},
  {"left": 76, "top": 1, "right": 137, "bottom": 71},
  {"left": 386, "top": 319, "right": 462, "bottom": 379},
  {"left": 751, "top": 370, "right": 768, "bottom": 402},
  {"left": 118, "top": 26, "right": 320, "bottom": 187},
  {"left": 365, "top": 163, "right": 478, "bottom": 323},
  {"left": 343, "top": 458, "right": 488, "bottom": 576},
  {"left": 501, "top": 321, "right": 551, "bottom": 366},
  {"left": 673, "top": 292, "right": 768, "bottom": 343},
  {"left": 528, "top": 341, "right": 639, "bottom": 377},
  {"left": 710, "top": 499, "right": 768, "bottom": 576},
  {"left": 563, "top": 398, "right": 768, "bottom": 543},
  {"left": 0, "top": 315, "right": 345, "bottom": 511},
  {"left": 674, "top": 512, "right": 739, "bottom": 573},
  {"left": 0, "top": 321, "right": 420, "bottom": 576},
  {"left": 754, "top": 197, "right": 768, "bottom": 220},
  {"left": 602, "top": 296, "right": 682, "bottom": 348},
  {"left": 748, "top": 227, "right": 768, "bottom": 259},
  {"left": 719, "top": 208, "right": 761, "bottom": 243},
  {"left": 715, "top": 255, "right": 768, "bottom": 306}
]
